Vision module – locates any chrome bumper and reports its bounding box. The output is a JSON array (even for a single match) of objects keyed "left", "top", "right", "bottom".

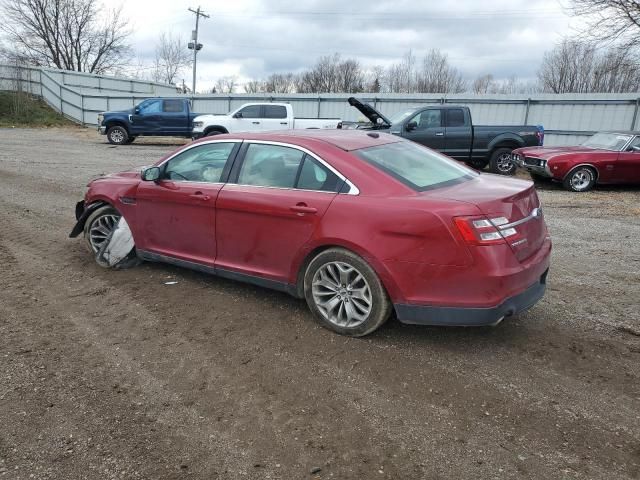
[
  {"left": 98, "top": 126, "right": 106, "bottom": 135},
  {"left": 513, "top": 155, "right": 552, "bottom": 178}
]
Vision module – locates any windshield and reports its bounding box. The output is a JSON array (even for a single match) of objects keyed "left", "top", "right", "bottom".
[
  {"left": 354, "top": 141, "right": 476, "bottom": 191},
  {"left": 388, "top": 109, "right": 419, "bottom": 125},
  {"left": 582, "top": 133, "right": 632, "bottom": 151}
]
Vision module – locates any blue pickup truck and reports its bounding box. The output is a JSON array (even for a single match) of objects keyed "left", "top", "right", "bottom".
[{"left": 98, "top": 98, "right": 201, "bottom": 145}]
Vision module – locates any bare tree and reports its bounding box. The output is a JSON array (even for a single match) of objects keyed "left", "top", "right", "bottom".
[
  {"left": 0, "top": 0, "right": 131, "bottom": 74},
  {"left": 538, "top": 38, "right": 640, "bottom": 92},
  {"left": 215, "top": 75, "right": 237, "bottom": 93},
  {"left": 571, "top": 0, "right": 640, "bottom": 50},
  {"left": 472, "top": 74, "right": 495, "bottom": 94},
  {"left": 264, "top": 73, "right": 296, "bottom": 93},
  {"left": 244, "top": 79, "right": 265, "bottom": 93},
  {"left": 152, "top": 32, "right": 191, "bottom": 85},
  {"left": 415, "top": 49, "right": 466, "bottom": 93}
]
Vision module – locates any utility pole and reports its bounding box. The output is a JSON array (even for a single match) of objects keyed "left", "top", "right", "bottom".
[{"left": 188, "top": 6, "right": 209, "bottom": 94}]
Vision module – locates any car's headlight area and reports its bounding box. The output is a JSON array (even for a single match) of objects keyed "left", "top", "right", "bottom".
[{"left": 193, "top": 121, "right": 203, "bottom": 128}]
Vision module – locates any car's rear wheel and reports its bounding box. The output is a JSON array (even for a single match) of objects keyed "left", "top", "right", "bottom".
[
  {"left": 83, "top": 205, "right": 138, "bottom": 268},
  {"left": 304, "top": 248, "right": 391, "bottom": 336},
  {"left": 489, "top": 147, "right": 517, "bottom": 175},
  {"left": 563, "top": 166, "right": 596, "bottom": 192},
  {"left": 106, "top": 126, "right": 129, "bottom": 145}
]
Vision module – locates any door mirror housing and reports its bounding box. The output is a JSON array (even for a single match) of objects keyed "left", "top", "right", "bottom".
[
  {"left": 406, "top": 121, "right": 417, "bottom": 131},
  {"left": 134, "top": 107, "right": 140, "bottom": 114},
  {"left": 141, "top": 166, "right": 161, "bottom": 182},
  {"left": 233, "top": 112, "right": 243, "bottom": 118}
]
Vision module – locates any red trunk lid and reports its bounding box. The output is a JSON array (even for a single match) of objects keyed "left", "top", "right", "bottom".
[{"left": 426, "top": 174, "right": 547, "bottom": 261}]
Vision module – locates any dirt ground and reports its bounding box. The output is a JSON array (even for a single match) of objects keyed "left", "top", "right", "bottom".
[{"left": 0, "top": 127, "right": 639, "bottom": 480}]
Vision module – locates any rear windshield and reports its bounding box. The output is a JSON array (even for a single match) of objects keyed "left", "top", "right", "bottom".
[{"left": 354, "top": 141, "right": 476, "bottom": 191}]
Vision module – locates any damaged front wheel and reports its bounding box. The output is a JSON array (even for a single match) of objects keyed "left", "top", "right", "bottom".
[{"left": 83, "top": 205, "right": 139, "bottom": 269}]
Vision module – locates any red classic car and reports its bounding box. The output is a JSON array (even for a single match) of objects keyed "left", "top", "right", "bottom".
[
  {"left": 512, "top": 131, "right": 640, "bottom": 192},
  {"left": 70, "top": 130, "right": 551, "bottom": 336}
]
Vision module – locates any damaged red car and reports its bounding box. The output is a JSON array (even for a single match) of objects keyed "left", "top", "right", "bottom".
[{"left": 70, "top": 130, "right": 551, "bottom": 336}]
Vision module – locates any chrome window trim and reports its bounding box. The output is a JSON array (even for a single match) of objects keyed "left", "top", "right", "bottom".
[{"left": 234, "top": 140, "right": 359, "bottom": 195}]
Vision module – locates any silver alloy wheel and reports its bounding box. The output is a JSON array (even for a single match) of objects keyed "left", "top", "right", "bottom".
[
  {"left": 311, "top": 261, "right": 372, "bottom": 328},
  {"left": 570, "top": 169, "right": 592, "bottom": 191},
  {"left": 109, "top": 129, "right": 124, "bottom": 144},
  {"left": 496, "top": 152, "right": 514, "bottom": 173},
  {"left": 88, "top": 213, "right": 119, "bottom": 252}
]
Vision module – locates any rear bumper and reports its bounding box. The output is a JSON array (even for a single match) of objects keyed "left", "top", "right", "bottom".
[{"left": 395, "top": 269, "right": 548, "bottom": 326}]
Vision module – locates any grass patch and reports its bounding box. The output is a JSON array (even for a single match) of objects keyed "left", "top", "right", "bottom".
[{"left": 0, "top": 91, "right": 75, "bottom": 127}]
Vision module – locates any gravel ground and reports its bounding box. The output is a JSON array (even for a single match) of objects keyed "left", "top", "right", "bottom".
[{"left": 0, "top": 128, "right": 639, "bottom": 480}]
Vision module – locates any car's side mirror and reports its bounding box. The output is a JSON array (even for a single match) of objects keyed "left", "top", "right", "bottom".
[
  {"left": 406, "top": 121, "right": 417, "bottom": 131},
  {"left": 233, "top": 112, "right": 243, "bottom": 118},
  {"left": 141, "top": 166, "right": 160, "bottom": 181},
  {"left": 134, "top": 107, "right": 140, "bottom": 114}
]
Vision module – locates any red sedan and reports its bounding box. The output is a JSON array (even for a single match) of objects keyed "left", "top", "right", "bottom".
[
  {"left": 70, "top": 130, "right": 551, "bottom": 336},
  {"left": 513, "top": 131, "right": 640, "bottom": 192}
]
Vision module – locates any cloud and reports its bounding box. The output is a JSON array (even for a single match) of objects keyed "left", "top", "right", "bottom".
[{"left": 119, "top": 0, "right": 580, "bottom": 91}]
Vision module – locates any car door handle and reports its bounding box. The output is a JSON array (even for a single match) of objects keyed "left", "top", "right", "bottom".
[
  {"left": 252, "top": 121, "right": 260, "bottom": 124},
  {"left": 280, "top": 122, "right": 288, "bottom": 125},
  {"left": 435, "top": 132, "right": 444, "bottom": 136},
  {"left": 290, "top": 204, "right": 317, "bottom": 214},
  {"left": 189, "top": 192, "right": 211, "bottom": 201}
]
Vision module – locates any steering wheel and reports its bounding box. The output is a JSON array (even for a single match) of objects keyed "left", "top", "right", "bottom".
[{"left": 166, "top": 170, "right": 188, "bottom": 180}]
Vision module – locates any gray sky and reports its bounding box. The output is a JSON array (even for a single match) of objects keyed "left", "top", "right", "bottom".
[{"left": 121, "top": 0, "right": 580, "bottom": 91}]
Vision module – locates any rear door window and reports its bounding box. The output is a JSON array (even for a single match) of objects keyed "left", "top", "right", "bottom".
[
  {"left": 264, "top": 105, "right": 288, "bottom": 119},
  {"left": 237, "top": 144, "right": 305, "bottom": 188},
  {"left": 163, "top": 100, "right": 185, "bottom": 113},
  {"left": 446, "top": 109, "right": 466, "bottom": 127}
]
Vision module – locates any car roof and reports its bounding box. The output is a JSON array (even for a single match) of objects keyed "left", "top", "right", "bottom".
[{"left": 195, "top": 129, "right": 404, "bottom": 151}]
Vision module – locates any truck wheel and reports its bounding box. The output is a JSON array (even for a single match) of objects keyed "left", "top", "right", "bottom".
[
  {"left": 106, "top": 126, "right": 129, "bottom": 145},
  {"left": 489, "top": 148, "right": 516, "bottom": 175},
  {"left": 205, "top": 130, "right": 222, "bottom": 137}
]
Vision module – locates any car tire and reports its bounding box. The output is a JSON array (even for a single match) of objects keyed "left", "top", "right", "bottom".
[
  {"left": 489, "top": 147, "right": 517, "bottom": 175},
  {"left": 304, "top": 248, "right": 391, "bottom": 337},
  {"left": 106, "top": 126, "right": 129, "bottom": 145},
  {"left": 83, "top": 205, "right": 139, "bottom": 269},
  {"left": 563, "top": 166, "right": 596, "bottom": 192}
]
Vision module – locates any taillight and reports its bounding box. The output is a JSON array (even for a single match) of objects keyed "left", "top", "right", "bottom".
[
  {"left": 536, "top": 126, "right": 544, "bottom": 146},
  {"left": 454, "top": 215, "right": 520, "bottom": 245}
]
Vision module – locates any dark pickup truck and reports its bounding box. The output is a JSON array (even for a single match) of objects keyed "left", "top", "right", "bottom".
[
  {"left": 98, "top": 98, "right": 201, "bottom": 145},
  {"left": 348, "top": 97, "right": 544, "bottom": 174}
]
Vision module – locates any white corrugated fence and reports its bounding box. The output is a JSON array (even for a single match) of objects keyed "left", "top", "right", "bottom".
[{"left": 2, "top": 64, "right": 639, "bottom": 146}]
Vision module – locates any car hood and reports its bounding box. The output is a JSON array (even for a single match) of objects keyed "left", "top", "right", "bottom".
[
  {"left": 91, "top": 167, "right": 142, "bottom": 183},
  {"left": 515, "top": 145, "right": 604, "bottom": 160},
  {"left": 103, "top": 109, "right": 133, "bottom": 116},
  {"left": 194, "top": 113, "right": 229, "bottom": 121},
  {"left": 348, "top": 97, "right": 392, "bottom": 128}
]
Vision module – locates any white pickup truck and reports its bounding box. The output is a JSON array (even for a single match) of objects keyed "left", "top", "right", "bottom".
[{"left": 191, "top": 102, "right": 341, "bottom": 138}]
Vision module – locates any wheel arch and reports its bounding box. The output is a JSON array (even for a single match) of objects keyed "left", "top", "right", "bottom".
[
  {"left": 563, "top": 163, "right": 600, "bottom": 182},
  {"left": 487, "top": 135, "right": 524, "bottom": 158},
  {"left": 292, "top": 241, "right": 402, "bottom": 301},
  {"left": 204, "top": 125, "right": 229, "bottom": 135},
  {"left": 68, "top": 199, "right": 112, "bottom": 238},
  {"left": 104, "top": 120, "right": 130, "bottom": 133}
]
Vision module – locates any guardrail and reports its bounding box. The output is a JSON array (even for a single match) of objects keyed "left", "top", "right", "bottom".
[{"left": 1, "top": 64, "right": 639, "bottom": 146}]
